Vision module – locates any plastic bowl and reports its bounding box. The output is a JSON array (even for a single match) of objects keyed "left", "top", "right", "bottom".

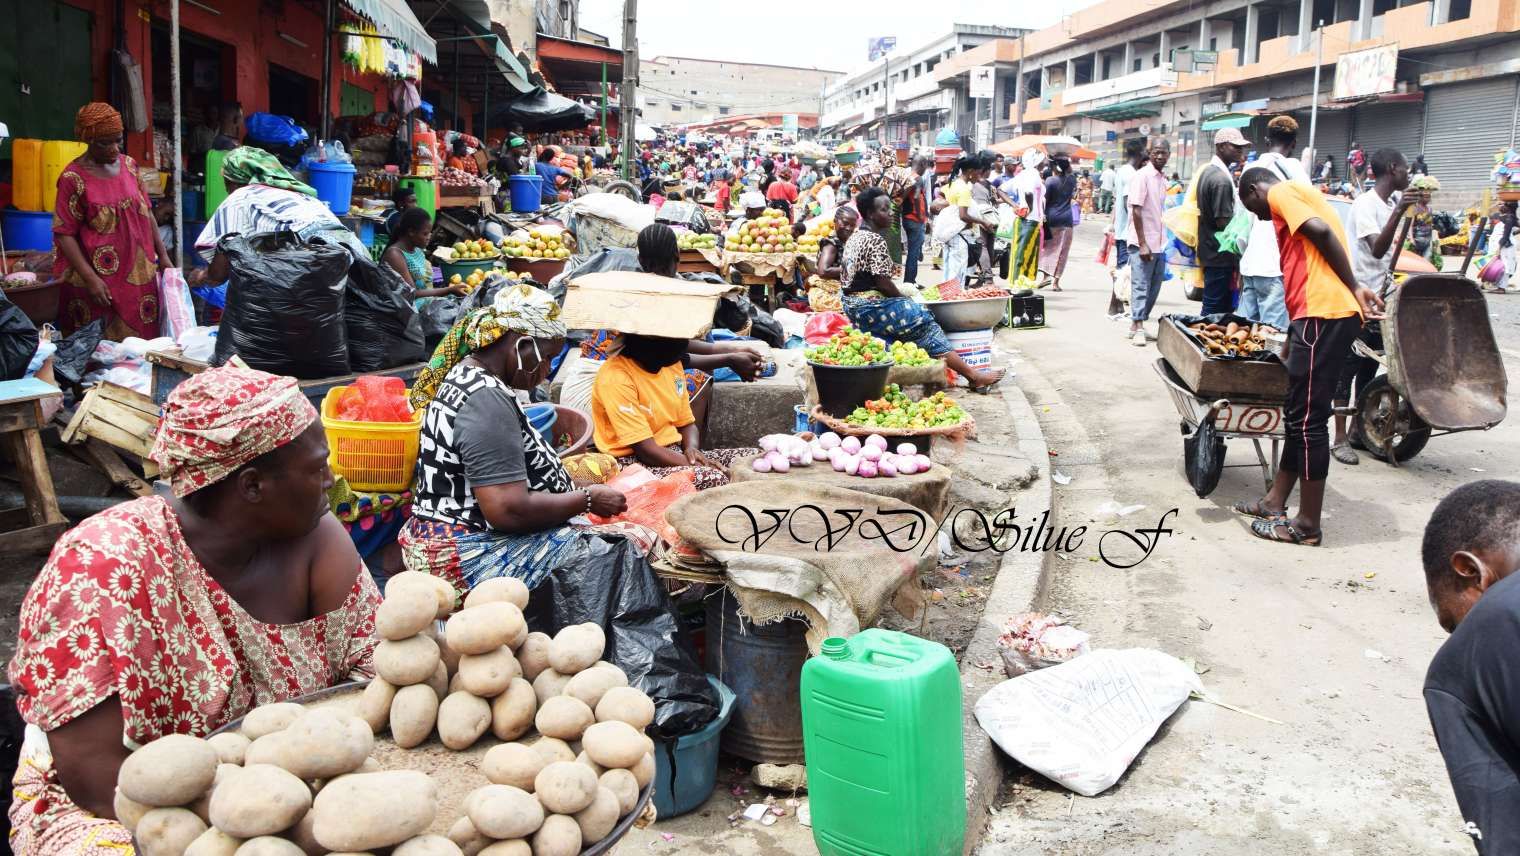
[
  {"left": 808, "top": 360, "right": 892, "bottom": 418},
  {"left": 923, "top": 294, "right": 1009, "bottom": 332}
]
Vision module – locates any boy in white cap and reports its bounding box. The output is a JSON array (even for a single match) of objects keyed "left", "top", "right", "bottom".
[{"left": 725, "top": 190, "right": 769, "bottom": 240}]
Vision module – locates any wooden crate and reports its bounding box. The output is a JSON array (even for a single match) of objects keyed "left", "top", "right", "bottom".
[
  {"left": 677, "top": 248, "right": 719, "bottom": 274},
  {"left": 1157, "top": 319, "right": 1287, "bottom": 401}
]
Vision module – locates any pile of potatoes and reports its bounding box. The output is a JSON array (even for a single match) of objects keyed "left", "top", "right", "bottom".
[{"left": 114, "top": 571, "right": 658, "bottom": 856}]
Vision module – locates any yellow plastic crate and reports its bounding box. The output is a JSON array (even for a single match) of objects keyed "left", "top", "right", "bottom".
[{"left": 320, "top": 386, "right": 423, "bottom": 492}]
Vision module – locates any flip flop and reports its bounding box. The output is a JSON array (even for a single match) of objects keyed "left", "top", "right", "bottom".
[
  {"left": 1232, "top": 499, "right": 1287, "bottom": 520},
  {"left": 1331, "top": 442, "right": 1360, "bottom": 465},
  {"left": 1250, "top": 518, "right": 1322, "bottom": 546}
]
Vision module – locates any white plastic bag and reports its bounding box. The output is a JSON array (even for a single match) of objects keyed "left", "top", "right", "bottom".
[
  {"left": 973, "top": 648, "right": 1202, "bottom": 796},
  {"left": 158, "top": 268, "right": 196, "bottom": 341},
  {"left": 931, "top": 204, "right": 966, "bottom": 243}
]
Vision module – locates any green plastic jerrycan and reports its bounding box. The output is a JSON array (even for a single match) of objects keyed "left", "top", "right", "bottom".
[{"left": 801, "top": 629, "right": 965, "bottom": 856}]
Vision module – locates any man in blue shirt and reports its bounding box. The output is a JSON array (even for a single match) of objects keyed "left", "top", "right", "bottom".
[{"left": 535, "top": 149, "right": 574, "bottom": 204}]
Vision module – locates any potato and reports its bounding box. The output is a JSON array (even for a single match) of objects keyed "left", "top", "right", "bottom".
[
  {"left": 575, "top": 751, "right": 606, "bottom": 778},
  {"left": 535, "top": 696, "right": 594, "bottom": 741},
  {"left": 135, "top": 807, "right": 208, "bottom": 856},
  {"left": 563, "top": 666, "right": 626, "bottom": 710},
  {"left": 547, "top": 624, "right": 605, "bottom": 675},
  {"left": 582, "top": 720, "right": 646, "bottom": 770},
  {"left": 282, "top": 709, "right": 374, "bottom": 779},
  {"left": 430, "top": 623, "right": 461, "bottom": 675},
  {"left": 477, "top": 842, "right": 530, "bottom": 856},
  {"left": 534, "top": 761, "right": 598, "bottom": 814},
  {"left": 185, "top": 827, "right": 243, "bottom": 856},
  {"left": 457, "top": 646, "right": 519, "bottom": 697},
  {"left": 114, "top": 787, "right": 152, "bottom": 832},
  {"left": 190, "top": 763, "right": 239, "bottom": 824},
  {"left": 311, "top": 770, "right": 438, "bottom": 851},
  {"left": 595, "top": 686, "right": 655, "bottom": 730},
  {"left": 241, "top": 703, "right": 306, "bottom": 740},
  {"left": 243, "top": 731, "right": 291, "bottom": 767},
  {"left": 375, "top": 634, "right": 442, "bottom": 686},
  {"left": 235, "top": 837, "right": 306, "bottom": 856},
  {"left": 447, "top": 815, "right": 489, "bottom": 856},
  {"left": 207, "top": 732, "right": 251, "bottom": 766},
  {"left": 590, "top": 661, "right": 627, "bottom": 684},
  {"left": 386, "top": 571, "right": 456, "bottom": 619},
  {"left": 376, "top": 586, "right": 439, "bottom": 640},
  {"left": 599, "top": 769, "right": 639, "bottom": 815},
  {"left": 478, "top": 743, "right": 540, "bottom": 791},
  {"left": 531, "top": 668, "right": 572, "bottom": 705},
  {"left": 506, "top": 621, "right": 528, "bottom": 652},
  {"left": 445, "top": 602, "right": 525, "bottom": 656},
  {"left": 427, "top": 661, "right": 451, "bottom": 701},
  {"left": 530, "top": 814, "right": 582, "bottom": 856},
  {"left": 390, "top": 684, "right": 441, "bottom": 749},
  {"left": 118, "top": 733, "right": 220, "bottom": 807},
  {"left": 516, "top": 633, "right": 552, "bottom": 680},
  {"left": 575, "top": 786, "right": 620, "bottom": 844},
  {"left": 360, "top": 677, "right": 397, "bottom": 733},
  {"left": 355, "top": 756, "right": 383, "bottom": 775},
  {"left": 393, "top": 834, "right": 465, "bottom": 856},
  {"left": 464, "top": 577, "right": 529, "bottom": 611},
  {"left": 630, "top": 752, "right": 655, "bottom": 789},
  {"left": 465, "top": 783, "right": 545, "bottom": 839},
  {"left": 289, "top": 810, "right": 323, "bottom": 856},
  {"left": 489, "top": 678, "right": 537, "bottom": 741},
  {"left": 438, "top": 691, "right": 492, "bottom": 750},
  {"left": 208, "top": 763, "right": 311, "bottom": 838},
  {"left": 529, "top": 736, "right": 576, "bottom": 765}
]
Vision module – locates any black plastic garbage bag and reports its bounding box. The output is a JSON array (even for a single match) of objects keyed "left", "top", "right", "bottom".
[
  {"left": 51, "top": 320, "right": 103, "bottom": 388},
  {"left": 345, "top": 255, "right": 426, "bottom": 372},
  {"left": 213, "top": 232, "right": 351, "bottom": 378},
  {"left": 418, "top": 297, "right": 467, "bottom": 352},
  {"left": 524, "top": 535, "right": 720, "bottom": 739},
  {"left": 0, "top": 293, "right": 39, "bottom": 382}
]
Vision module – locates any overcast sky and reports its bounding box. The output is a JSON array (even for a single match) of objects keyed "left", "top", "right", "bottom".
[{"left": 576, "top": 0, "right": 1102, "bottom": 74}]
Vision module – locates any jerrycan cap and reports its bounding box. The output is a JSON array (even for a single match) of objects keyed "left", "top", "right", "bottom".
[{"left": 820, "top": 637, "right": 850, "bottom": 659}]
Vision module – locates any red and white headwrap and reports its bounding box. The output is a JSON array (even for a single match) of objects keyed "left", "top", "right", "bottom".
[{"left": 149, "top": 365, "right": 318, "bottom": 497}]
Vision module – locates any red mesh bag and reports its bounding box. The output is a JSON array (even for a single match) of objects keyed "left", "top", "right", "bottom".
[{"left": 589, "top": 470, "right": 698, "bottom": 543}]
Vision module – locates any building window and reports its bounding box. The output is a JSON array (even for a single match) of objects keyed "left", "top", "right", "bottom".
[
  {"left": 719, "top": 106, "right": 730, "bottom": 114},
  {"left": 690, "top": 89, "right": 698, "bottom": 94},
  {"left": 671, "top": 104, "right": 682, "bottom": 112},
  {"left": 647, "top": 99, "right": 660, "bottom": 107}
]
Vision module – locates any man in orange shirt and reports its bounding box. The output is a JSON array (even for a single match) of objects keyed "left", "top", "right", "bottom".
[{"left": 1234, "top": 167, "right": 1385, "bottom": 546}]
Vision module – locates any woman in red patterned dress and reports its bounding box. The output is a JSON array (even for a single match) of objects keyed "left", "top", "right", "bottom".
[
  {"left": 51, "top": 103, "right": 173, "bottom": 340},
  {"left": 7, "top": 366, "right": 380, "bottom": 855}
]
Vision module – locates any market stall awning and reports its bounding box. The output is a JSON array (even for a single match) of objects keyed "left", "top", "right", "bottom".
[
  {"left": 1201, "top": 112, "right": 1256, "bottom": 130},
  {"left": 341, "top": 0, "right": 436, "bottom": 63},
  {"left": 989, "top": 135, "right": 1098, "bottom": 161},
  {"left": 431, "top": 0, "right": 536, "bottom": 93},
  {"left": 1074, "top": 98, "right": 1162, "bottom": 121},
  {"left": 490, "top": 89, "right": 596, "bottom": 132},
  {"left": 535, "top": 34, "right": 623, "bottom": 100}
]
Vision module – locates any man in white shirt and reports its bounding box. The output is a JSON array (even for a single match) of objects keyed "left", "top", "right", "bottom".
[
  {"left": 1332, "top": 147, "right": 1416, "bottom": 465},
  {"left": 1098, "top": 165, "right": 1116, "bottom": 214},
  {"left": 1238, "top": 116, "right": 1312, "bottom": 332},
  {"left": 1110, "top": 138, "right": 1147, "bottom": 274}
]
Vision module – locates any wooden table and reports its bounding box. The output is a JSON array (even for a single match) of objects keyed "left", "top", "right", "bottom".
[{"left": 0, "top": 379, "right": 68, "bottom": 554}]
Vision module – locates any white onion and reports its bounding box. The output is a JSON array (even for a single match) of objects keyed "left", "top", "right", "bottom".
[
  {"left": 831, "top": 454, "right": 848, "bottom": 472},
  {"left": 844, "top": 455, "right": 861, "bottom": 476},
  {"left": 896, "top": 442, "right": 918, "bottom": 457},
  {"left": 865, "top": 434, "right": 889, "bottom": 451},
  {"left": 897, "top": 457, "right": 920, "bottom": 475},
  {"left": 858, "top": 460, "right": 878, "bottom": 478},
  {"left": 879, "top": 460, "right": 898, "bottom": 478},
  {"left": 861, "top": 445, "right": 882, "bottom": 462},
  {"left": 758, "top": 435, "right": 780, "bottom": 453},
  {"left": 916, "top": 454, "right": 933, "bottom": 471},
  {"left": 770, "top": 455, "right": 790, "bottom": 474},
  {"left": 752, "top": 457, "right": 773, "bottom": 473},
  {"left": 811, "top": 442, "right": 830, "bottom": 462},
  {"left": 819, "top": 432, "right": 842, "bottom": 449},
  {"left": 841, "top": 436, "right": 862, "bottom": 455}
]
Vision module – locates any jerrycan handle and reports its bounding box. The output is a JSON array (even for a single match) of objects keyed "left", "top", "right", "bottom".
[{"left": 864, "top": 648, "right": 919, "bottom": 668}]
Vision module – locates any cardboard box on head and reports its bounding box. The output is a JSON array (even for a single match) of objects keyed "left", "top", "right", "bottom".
[{"left": 561, "top": 272, "right": 742, "bottom": 339}]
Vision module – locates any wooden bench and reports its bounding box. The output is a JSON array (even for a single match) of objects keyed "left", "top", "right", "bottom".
[{"left": 0, "top": 379, "right": 68, "bottom": 554}]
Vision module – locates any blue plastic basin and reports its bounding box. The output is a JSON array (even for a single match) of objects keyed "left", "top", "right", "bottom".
[
  {"left": 525, "top": 402, "right": 557, "bottom": 446},
  {"left": 652, "top": 675, "right": 736, "bottom": 818}
]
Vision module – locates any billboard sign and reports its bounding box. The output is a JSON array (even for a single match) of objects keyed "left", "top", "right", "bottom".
[
  {"left": 1333, "top": 44, "right": 1398, "bottom": 100},
  {"left": 868, "top": 37, "right": 897, "bottom": 61},
  {"left": 969, "top": 66, "right": 996, "bottom": 100},
  {"left": 782, "top": 114, "right": 798, "bottom": 135}
]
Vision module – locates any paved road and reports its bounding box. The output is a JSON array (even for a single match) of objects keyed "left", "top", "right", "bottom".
[{"left": 978, "top": 218, "right": 1515, "bottom": 855}]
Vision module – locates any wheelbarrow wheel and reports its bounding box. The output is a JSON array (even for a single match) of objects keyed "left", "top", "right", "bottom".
[
  {"left": 1184, "top": 285, "right": 1204, "bottom": 302},
  {"left": 1353, "top": 375, "right": 1431, "bottom": 464},
  {"left": 1184, "top": 419, "right": 1226, "bottom": 497}
]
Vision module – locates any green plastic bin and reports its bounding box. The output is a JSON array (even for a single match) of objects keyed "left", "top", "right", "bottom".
[
  {"left": 401, "top": 176, "right": 437, "bottom": 220},
  {"left": 204, "top": 149, "right": 229, "bottom": 218}
]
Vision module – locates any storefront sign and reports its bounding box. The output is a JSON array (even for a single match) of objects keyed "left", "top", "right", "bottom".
[
  {"left": 1333, "top": 44, "right": 1399, "bottom": 100},
  {"left": 782, "top": 114, "right": 798, "bottom": 135},
  {"left": 970, "top": 66, "right": 996, "bottom": 100}
]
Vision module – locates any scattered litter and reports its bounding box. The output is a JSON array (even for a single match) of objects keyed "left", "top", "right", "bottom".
[
  {"left": 771, "top": 806, "right": 786, "bottom": 817},
  {"left": 1197, "top": 617, "right": 1213, "bottom": 631},
  {"left": 730, "top": 783, "right": 748, "bottom": 797},
  {"left": 1181, "top": 657, "right": 1212, "bottom": 676},
  {"left": 1322, "top": 689, "right": 1340, "bottom": 699},
  {"left": 1052, "top": 471, "right": 1072, "bottom": 485},
  {"left": 1364, "top": 649, "right": 1389, "bottom": 661},
  {"left": 760, "top": 813, "right": 778, "bottom": 826},
  {"left": 743, "top": 803, "right": 769, "bottom": 821},
  {"left": 797, "top": 802, "right": 812, "bottom": 828},
  {"left": 1471, "top": 467, "right": 1486, "bottom": 472},
  {"left": 930, "top": 589, "right": 945, "bottom": 602},
  {"left": 1048, "top": 450, "right": 1059, "bottom": 457},
  {"left": 1189, "top": 691, "right": 1284, "bottom": 725},
  {"left": 996, "top": 612, "right": 1091, "bottom": 677},
  {"left": 1067, "top": 794, "right": 1076, "bottom": 817},
  {"left": 1095, "top": 501, "right": 1146, "bottom": 517},
  {"left": 1363, "top": 572, "right": 1377, "bottom": 580},
  {"left": 660, "top": 833, "right": 676, "bottom": 842}
]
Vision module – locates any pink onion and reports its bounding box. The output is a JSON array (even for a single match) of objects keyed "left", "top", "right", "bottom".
[
  {"left": 916, "top": 454, "right": 933, "bottom": 471},
  {"left": 819, "top": 431, "right": 842, "bottom": 449},
  {"left": 758, "top": 435, "right": 781, "bottom": 453},
  {"left": 841, "top": 435, "right": 862, "bottom": 455},
  {"left": 896, "top": 442, "right": 918, "bottom": 457},
  {"left": 751, "top": 457, "right": 773, "bottom": 473},
  {"left": 811, "top": 442, "right": 829, "bottom": 462},
  {"left": 897, "top": 457, "right": 920, "bottom": 475},
  {"left": 879, "top": 459, "right": 898, "bottom": 478},
  {"left": 770, "top": 455, "right": 790, "bottom": 474},
  {"left": 857, "top": 460, "right": 878, "bottom": 478},
  {"left": 831, "top": 454, "right": 848, "bottom": 472},
  {"left": 861, "top": 445, "right": 882, "bottom": 462},
  {"left": 844, "top": 455, "right": 861, "bottom": 476},
  {"left": 865, "top": 434, "right": 889, "bottom": 451}
]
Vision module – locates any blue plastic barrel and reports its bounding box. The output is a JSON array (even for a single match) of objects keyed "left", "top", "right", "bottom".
[
  {"left": 652, "top": 676, "right": 736, "bottom": 817},
  {"left": 308, "top": 161, "right": 357, "bottom": 215},
  {"left": 508, "top": 175, "right": 542, "bottom": 212},
  {"left": 1, "top": 210, "right": 54, "bottom": 251}
]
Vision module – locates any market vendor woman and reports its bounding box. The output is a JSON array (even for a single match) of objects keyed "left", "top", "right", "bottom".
[
  {"left": 401, "top": 284, "right": 664, "bottom": 596},
  {"left": 52, "top": 102, "right": 173, "bottom": 339},
  {"left": 844, "top": 187, "right": 1005, "bottom": 391},
  {"left": 8, "top": 366, "right": 379, "bottom": 854},
  {"left": 383, "top": 206, "right": 470, "bottom": 306}
]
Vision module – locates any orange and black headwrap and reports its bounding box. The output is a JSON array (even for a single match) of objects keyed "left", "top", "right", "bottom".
[{"left": 74, "top": 102, "right": 124, "bottom": 142}]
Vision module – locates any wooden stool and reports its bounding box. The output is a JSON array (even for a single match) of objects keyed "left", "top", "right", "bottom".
[
  {"left": 0, "top": 380, "right": 68, "bottom": 554},
  {"left": 739, "top": 272, "right": 779, "bottom": 312}
]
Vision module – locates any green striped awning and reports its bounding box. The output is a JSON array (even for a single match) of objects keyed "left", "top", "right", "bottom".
[
  {"left": 1202, "top": 112, "right": 1256, "bottom": 130},
  {"left": 341, "top": 0, "right": 436, "bottom": 64}
]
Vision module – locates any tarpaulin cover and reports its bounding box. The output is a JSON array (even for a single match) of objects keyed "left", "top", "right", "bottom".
[
  {"left": 344, "top": 254, "right": 426, "bottom": 372},
  {"left": 213, "top": 232, "right": 351, "bottom": 377},
  {"left": 523, "top": 534, "right": 719, "bottom": 738},
  {"left": 492, "top": 90, "right": 596, "bottom": 132}
]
